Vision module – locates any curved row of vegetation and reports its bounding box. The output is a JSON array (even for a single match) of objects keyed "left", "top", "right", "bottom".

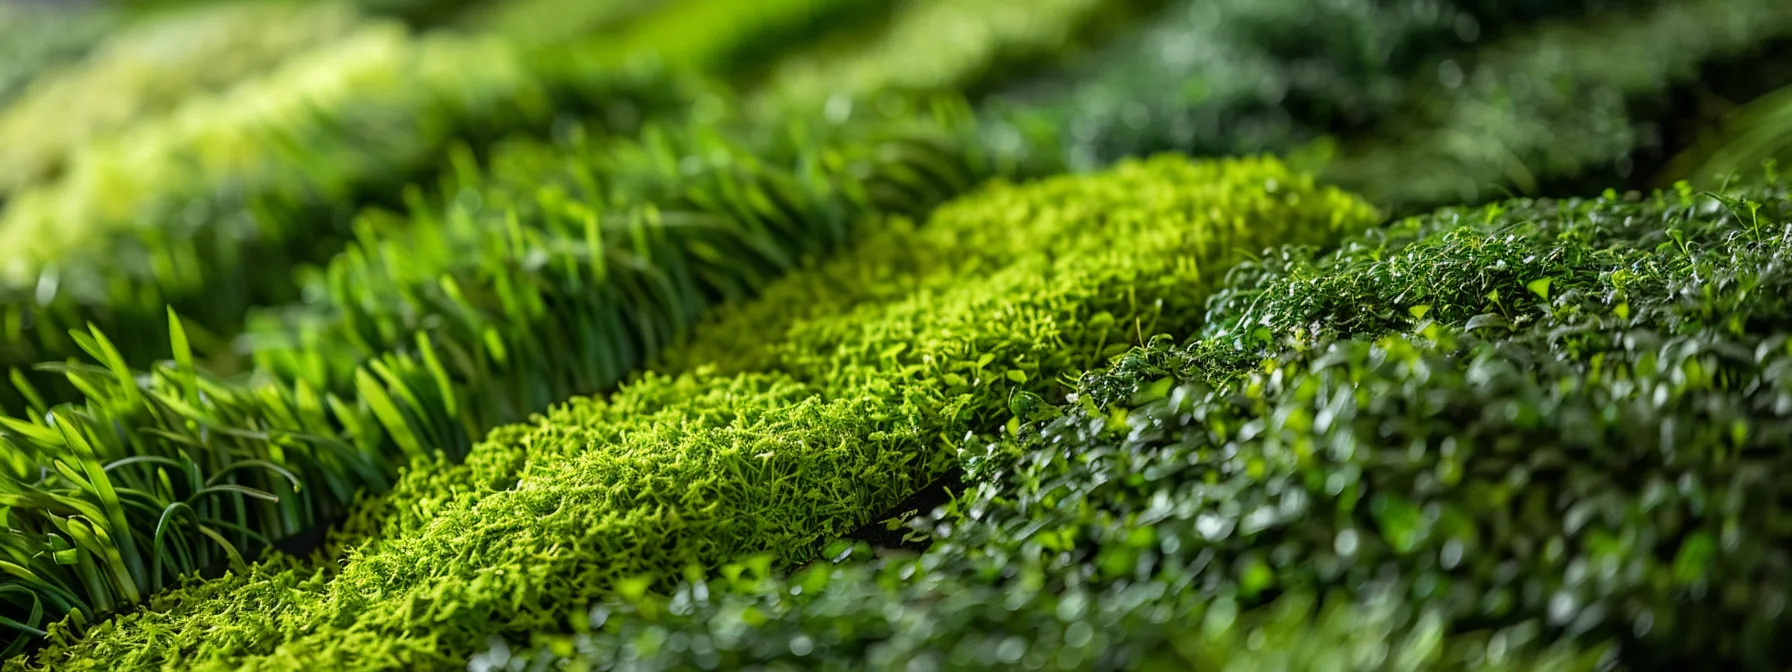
[
  {"left": 9, "top": 156, "right": 1374, "bottom": 670},
  {"left": 4, "top": 0, "right": 1792, "bottom": 669},
  {"left": 0, "top": 0, "right": 1150, "bottom": 656}
]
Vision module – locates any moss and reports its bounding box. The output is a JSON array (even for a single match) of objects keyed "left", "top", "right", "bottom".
[{"left": 9, "top": 156, "right": 1374, "bottom": 670}]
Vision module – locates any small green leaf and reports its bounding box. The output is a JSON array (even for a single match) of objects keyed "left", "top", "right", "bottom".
[{"left": 1526, "top": 277, "right": 1552, "bottom": 300}]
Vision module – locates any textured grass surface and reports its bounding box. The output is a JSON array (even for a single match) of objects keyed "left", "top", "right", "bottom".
[
  {"left": 9, "top": 156, "right": 1374, "bottom": 671},
  {"left": 483, "top": 174, "right": 1792, "bottom": 672},
  {"left": 246, "top": 98, "right": 1001, "bottom": 455},
  {"left": 0, "top": 0, "right": 906, "bottom": 408}
]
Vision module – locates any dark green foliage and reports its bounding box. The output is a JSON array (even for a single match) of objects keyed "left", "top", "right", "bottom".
[
  {"left": 1329, "top": 0, "right": 1792, "bottom": 211},
  {"left": 982, "top": 0, "right": 1620, "bottom": 173},
  {"left": 482, "top": 177, "right": 1792, "bottom": 671},
  {"left": 7, "top": 157, "right": 1375, "bottom": 671}
]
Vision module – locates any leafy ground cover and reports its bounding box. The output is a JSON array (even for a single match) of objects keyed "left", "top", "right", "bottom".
[{"left": 478, "top": 171, "right": 1792, "bottom": 672}]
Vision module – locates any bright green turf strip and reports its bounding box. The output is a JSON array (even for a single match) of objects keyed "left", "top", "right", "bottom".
[
  {"left": 10, "top": 156, "right": 1375, "bottom": 670},
  {"left": 483, "top": 175, "right": 1792, "bottom": 671}
]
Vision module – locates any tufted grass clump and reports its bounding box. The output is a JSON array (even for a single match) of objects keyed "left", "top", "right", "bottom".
[
  {"left": 8, "top": 156, "right": 1375, "bottom": 671},
  {"left": 485, "top": 175, "right": 1792, "bottom": 671}
]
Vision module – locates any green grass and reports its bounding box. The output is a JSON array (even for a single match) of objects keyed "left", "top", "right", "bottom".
[
  {"left": 479, "top": 172, "right": 1792, "bottom": 671},
  {"left": 0, "top": 35, "right": 694, "bottom": 411},
  {"left": 7, "top": 156, "right": 1375, "bottom": 670},
  {"left": 244, "top": 96, "right": 1002, "bottom": 452},
  {"left": 0, "top": 0, "right": 911, "bottom": 408}
]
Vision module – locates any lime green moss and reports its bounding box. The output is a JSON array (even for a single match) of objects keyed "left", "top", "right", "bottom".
[{"left": 10, "top": 156, "right": 1375, "bottom": 670}]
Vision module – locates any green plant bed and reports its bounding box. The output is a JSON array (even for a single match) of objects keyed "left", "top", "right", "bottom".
[
  {"left": 7, "top": 156, "right": 1374, "bottom": 670},
  {"left": 0, "top": 97, "right": 996, "bottom": 656},
  {"left": 483, "top": 174, "right": 1792, "bottom": 671},
  {"left": 0, "top": 39, "right": 696, "bottom": 413}
]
